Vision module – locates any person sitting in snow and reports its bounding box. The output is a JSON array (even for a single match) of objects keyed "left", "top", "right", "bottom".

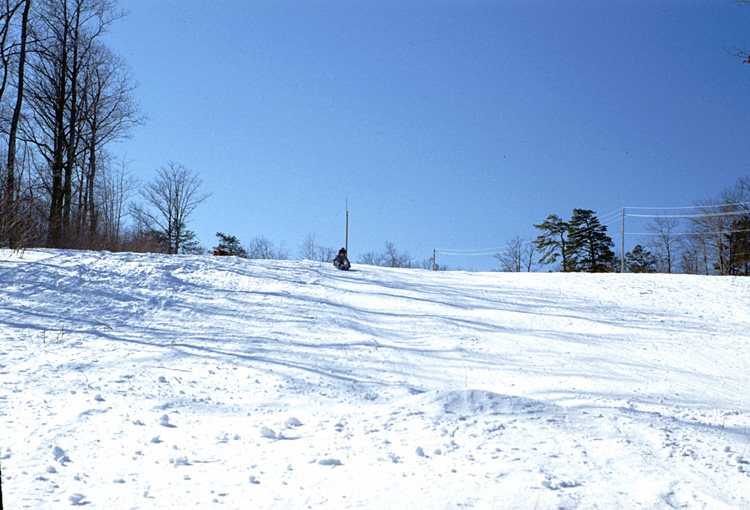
[{"left": 333, "top": 248, "right": 351, "bottom": 270}]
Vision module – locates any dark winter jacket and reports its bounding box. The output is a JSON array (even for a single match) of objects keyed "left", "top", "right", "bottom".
[{"left": 333, "top": 254, "right": 351, "bottom": 270}]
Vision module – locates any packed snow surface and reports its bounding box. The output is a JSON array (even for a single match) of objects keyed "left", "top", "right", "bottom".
[{"left": 2, "top": 249, "right": 750, "bottom": 509}]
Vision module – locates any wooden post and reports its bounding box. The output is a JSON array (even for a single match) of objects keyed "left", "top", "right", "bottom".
[{"left": 621, "top": 208, "right": 625, "bottom": 273}]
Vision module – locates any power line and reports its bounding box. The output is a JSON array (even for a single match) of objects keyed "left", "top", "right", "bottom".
[
  {"left": 601, "top": 207, "right": 624, "bottom": 219},
  {"left": 626, "top": 210, "right": 748, "bottom": 219},
  {"left": 437, "top": 241, "right": 537, "bottom": 258},
  {"left": 626, "top": 227, "right": 750, "bottom": 236},
  {"left": 437, "top": 251, "right": 502, "bottom": 257},
  {"left": 624, "top": 200, "right": 750, "bottom": 211},
  {"left": 599, "top": 210, "right": 623, "bottom": 223},
  {"left": 435, "top": 246, "right": 506, "bottom": 254}
]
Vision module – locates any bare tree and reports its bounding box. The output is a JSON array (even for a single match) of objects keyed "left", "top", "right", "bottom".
[
  {"left": 357, "top": 250, "right": 386, "bottom": 267},
  {"left": 645, "top": 215, "right": 680, "bottom": 273},
  {"left": 384, "top": 241, "right": 411, "bottom": 268},
  {"left": 297, "top": 233, "right": 316, "bottom": 260},
  {"left": 247, "top": 235, "right": 288, "bottom": 260},
  {"left": 297, "top": 234, "right": 335, "bottom": 262},
  {"left": 415, "top": 256, "right": 446, "bottom": 271},
  {"left": 357, "top": 242, "right": 411, "bottom": 268},
  {"left": 685, "top": 200, "right": 735, "bottom": 275},
  {"left": 721, "top": 177, "right": 750, "bottom": 275},
  {"left": 495, "top": 236, "right": 536, "bottom": 272},
  {"left": 0, "top": 0, "right": 26, "bottom": 106},
  {"left": 75, "top": 45, "right": 136, "bottom": 239},
  {"left": 97, "top": 155, "right": 137, "bottom": 249},
  {"left": 76, "top": 42, "right": 143, "bottom": 242},
  {"left": 679, "top": 233, "right": 711, "bottom": 275},
  {"left": 22, "top": 0, "right": 125, "bottom": 247},
  {"left": 317, "top": 245, "right": 336, "bottom": 263},
  {"left": 131, "top": 161, "right": 210, "bottom": 254},
  {"left": 1, "top": 0, "right": 32, "bottom": 248}
]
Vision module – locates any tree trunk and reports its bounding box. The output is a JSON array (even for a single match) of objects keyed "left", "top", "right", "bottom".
[
  {"left": 48, "top": 4, "right": 69, "bottom": 248},
  {"left": 5, "top": 0, "right": 31, "bottom": 248},
  {"left": 87, "top": 130, "right": 97, "bottom": 239},
  {"left": 62, "top": 6, "right": 83, "bottom": 245}
]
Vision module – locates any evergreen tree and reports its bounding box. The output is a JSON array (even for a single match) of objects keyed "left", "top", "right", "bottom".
[
  {"left": 625, "top": 244, "right": 658, "bottom": 273},
  {"left": 533, "top": 214, "right": 571, "bottom": 271},
  {"left": 214, "top": 232, "right": 248, "bottom": 258},
  {"left": 566, "top": 209, "right": 615, "bottom": 272}
]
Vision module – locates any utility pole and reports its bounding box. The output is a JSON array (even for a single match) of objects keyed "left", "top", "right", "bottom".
[
  {"left": 432, "top": 248, "right": 437, "bottom": 271},
  {"left": 621, "top": 208, "right": 625, "bottom": 273},
  {"left": 345, "top": 198, "right": 349, "bottom": 253}
]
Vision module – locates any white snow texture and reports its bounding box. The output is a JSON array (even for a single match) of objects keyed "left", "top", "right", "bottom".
[{"left": 1, "top": 249, "right": 749, "bottom": 509}]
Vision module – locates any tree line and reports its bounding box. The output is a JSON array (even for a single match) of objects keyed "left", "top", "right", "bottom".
[
  {"left": 0, "top": 0, "right": 148, "bottom": 252},
  {"left": 496, "top": 176, "right": 750, "bottom": 275},
  {"left": 0, "top": 1, "right": 215, "bottom": 256},
  {"left": 213, "top": 232, "right": 439, "bottom": 270}
]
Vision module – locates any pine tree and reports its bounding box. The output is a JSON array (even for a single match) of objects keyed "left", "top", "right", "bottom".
[
  {"left": 533, "top": 214, "right": 571, "bottom": 271},
  {"left": 625, "top": 245, "right": 658, "bottom": 273},
  {"left": 214, "top": 232, "right": 248, "bottom": 258},
  {"left": 566, "top": 209, "right": 615, "bottom": 272}
]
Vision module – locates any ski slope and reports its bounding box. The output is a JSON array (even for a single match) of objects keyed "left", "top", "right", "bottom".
[{"left": 1, "top": 249, "right": 750, "bottom": 509}]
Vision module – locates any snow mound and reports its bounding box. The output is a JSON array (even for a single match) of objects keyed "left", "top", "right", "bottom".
[{"left": 408, "top": 389, "right": 552, "bottom": 417}]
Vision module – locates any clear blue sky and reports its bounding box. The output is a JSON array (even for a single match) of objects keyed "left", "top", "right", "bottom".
[{"left": 103, "top": 0, "right": 750, "bottom": 271}]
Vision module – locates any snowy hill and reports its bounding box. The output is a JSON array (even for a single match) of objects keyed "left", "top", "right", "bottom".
[{"left": 2, "top": 249, "right": 750, "bottom": 509}]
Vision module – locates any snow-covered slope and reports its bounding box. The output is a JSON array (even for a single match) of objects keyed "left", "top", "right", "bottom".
[{"left": 1, "top": 249, "right": 749, "bottom": 509}]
